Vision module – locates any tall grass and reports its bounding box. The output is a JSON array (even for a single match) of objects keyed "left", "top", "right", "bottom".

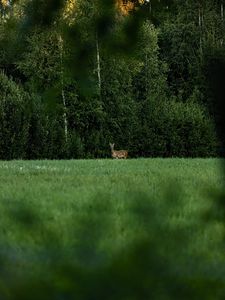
[{"left": 0, "top": 158, "right": 224, "bottom": 299}]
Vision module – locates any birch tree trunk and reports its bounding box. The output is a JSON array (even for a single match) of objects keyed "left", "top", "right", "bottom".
[
  {"left": 59, "top": 34, "right": 68, "bottom": 143},
  {"left": 149, "top": 0, "right": 151, "bottom": 14},
  {"left": 96, "top": 32, "right": 101, "bottom": 94},
  {"left": 198, "top": 1, "right": 203, "bottom": 54},
  {"left": 221, "top": 0, "right": 224, "bottom": 45},
  {"left": 221, "top": 1, "right": 224, "bottom": 21}
]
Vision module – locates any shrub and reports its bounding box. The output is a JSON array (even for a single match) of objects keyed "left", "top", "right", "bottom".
[
  {"left": 137, "top": 98, "right": 218, "bottom": 157},
  {"left": 163, "top": 100, "right": 218, "bottom": 157},
  {"left": 0, "top": 73, "right": 29, "bottom": 159}
]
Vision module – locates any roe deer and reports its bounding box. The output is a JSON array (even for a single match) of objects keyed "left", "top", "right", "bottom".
[{"left": 109, "top": 143, "right": 128, "bottom": 159}]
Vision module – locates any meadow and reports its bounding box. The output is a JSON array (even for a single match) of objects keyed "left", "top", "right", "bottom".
[{"left": 0, "top": 158, "right": 225, "bottom": 298}]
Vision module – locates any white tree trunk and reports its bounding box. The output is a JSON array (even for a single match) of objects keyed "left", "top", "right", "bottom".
[
  {"left": 221, "top": 1, "right": 224, "bottom": 45},
  {"left": 221, "top": 1, "right": 224, "bottom": 21},
  {"left": 198, "top": 2, "right": 203, "bottom": 54},
  {"left": 149, "top": 0, "right": 152, "bottom": 14},
  {"left": 59, "top": 34, "right": 68, "bottom": 143},
  {"left": 96, "top": 33, "right": 101, "bottom": 94}
]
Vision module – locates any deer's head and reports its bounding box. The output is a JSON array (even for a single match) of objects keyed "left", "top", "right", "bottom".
[{"left": 109, "top": 143, "right": 115, "bottom": 151}]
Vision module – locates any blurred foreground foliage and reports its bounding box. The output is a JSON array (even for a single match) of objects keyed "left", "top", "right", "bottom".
[{"left": 1, "top": 188, "right": 225, "bottom": 300}]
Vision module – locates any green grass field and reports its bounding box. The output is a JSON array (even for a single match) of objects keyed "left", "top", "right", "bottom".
[{"left": 0, "top": 158, "right": 225, "bottom": 298}]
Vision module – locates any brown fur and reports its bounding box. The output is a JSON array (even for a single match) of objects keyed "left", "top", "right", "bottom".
[{"left": 109, "top": 143, "right": 128, "bottom": 159}]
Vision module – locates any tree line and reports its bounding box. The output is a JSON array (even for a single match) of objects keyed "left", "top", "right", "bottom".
[{"left": 0, "top": 0, "right": 224, "bottom": 159}]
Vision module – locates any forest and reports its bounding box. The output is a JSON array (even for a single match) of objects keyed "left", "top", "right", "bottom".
[
  {"left": 0, "top": 0, "right": 225, "bottom": 159},
  {"left": 1, "top": 2, "right": 225, "bottom": 299}
]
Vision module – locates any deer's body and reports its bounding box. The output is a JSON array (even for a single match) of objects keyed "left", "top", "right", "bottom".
[{"left": 109, "top": 143, "right": 128, "bottom": 159}]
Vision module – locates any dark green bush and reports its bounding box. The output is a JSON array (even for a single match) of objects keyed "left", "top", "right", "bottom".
[
  {"left": 0, "top": 73, "right": 29, "bottom": 159},
  {"left": 136, "top": 97, "right": 218, "bottom": 157},
  {"left": 163, "top": 100, "right": 218, "bottom": 157},
  {"left": 25, "top": 95, "right": 49, "bottom": 159},
  {"left": 67, "top": 131, "right": 85, "bottom": 159}
]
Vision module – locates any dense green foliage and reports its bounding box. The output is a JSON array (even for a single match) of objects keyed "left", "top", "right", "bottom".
[
  {"left": 0, "top": 73, "right": 29, "bottom": 159},
  {"left": 1, "top": 2, "right": 225, "bottom": 298},
  {"left": 0, "top": 0, "right": 224, "bottom": 159},
  {"left": 0, "top": 158, "right": 225, "bottom": 299}
]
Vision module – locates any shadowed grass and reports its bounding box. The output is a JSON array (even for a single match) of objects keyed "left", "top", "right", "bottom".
[{"left": 0, "top": 158, "right": 224, "bottom": 299}]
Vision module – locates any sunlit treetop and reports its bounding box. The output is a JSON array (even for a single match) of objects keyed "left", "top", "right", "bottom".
[
  {"left": 0, "top": 0, "right": 9, "bottom": 7},
  {"left": 0, "top": 0, "right": 11, "bottom": 18},
  {"left": 63, "top": 0, "right": 147, "bottom": 22},
  {"left": 63, "top": 0, "right": 76, "bottom": 22},
  {"left": 0, "top": 0, "right": 149, "bottom": 25},
  {"left": 0, "top": 0, "right": 10, "bottom": 11},
  {"left": 116, "top": 0, "right": 146, "bottom": 15}
]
